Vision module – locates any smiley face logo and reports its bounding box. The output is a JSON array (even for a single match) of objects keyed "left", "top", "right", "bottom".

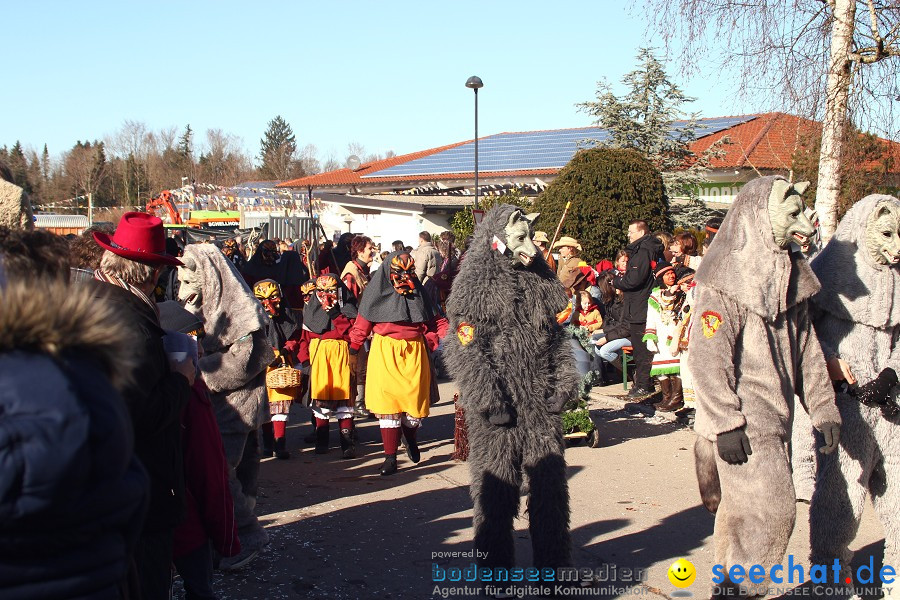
[{"left": 668, "top": 558, "right": 696, "bottom": 588}]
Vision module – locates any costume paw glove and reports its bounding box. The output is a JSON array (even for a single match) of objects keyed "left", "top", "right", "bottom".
[
  {"left": 816, "top": 422, "right": 841, "bottom": 454},
  {"left": 855, "top": 368, "right": 898, "bottom": 408},
  {"left": 717, "top": 428, "right": 752, "bottom": 465},
  {"left": 488, "top": 403, "right": 516, "bottom": 427}
]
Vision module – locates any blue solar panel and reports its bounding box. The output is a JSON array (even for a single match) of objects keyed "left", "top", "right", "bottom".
[{"left": 363, "top": 115, "right": 758, "bottom": 179}]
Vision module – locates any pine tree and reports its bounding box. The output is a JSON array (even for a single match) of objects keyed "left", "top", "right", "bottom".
[
  {"left": 578, "top": 47, "right": 727, "bottom": 204},
  {"left": 259, "top": 115, "right": 298, "bottom": 180},
  {"left": 41, "top": 144, "right": 50, "bottom": 182},
  {"left": 531, "top": 147, "right": 670, "bottom": 263},
  {"left": 8, "top": 141, "right": 31, "bottom": 193}
]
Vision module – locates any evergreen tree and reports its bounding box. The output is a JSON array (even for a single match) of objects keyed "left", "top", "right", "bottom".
[
  {"left": 259, "top": 115, "right": 298, "bottom": 180},
  {"left": 578, "top": 47, "right": 727, "bottom": 204},
  {"left": 7, "top": 141, "right": 33, "bottom": 194},
  {"left": 531, "top": 147, "right": 670, "bottom": 263},
  {"left": 41, "top": 144, "right": 50, "bottom": 182}
]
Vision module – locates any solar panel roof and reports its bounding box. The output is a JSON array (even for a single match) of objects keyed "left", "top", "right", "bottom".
[{"left": 362, "top": 115, "right": 758, "bottom": 179}]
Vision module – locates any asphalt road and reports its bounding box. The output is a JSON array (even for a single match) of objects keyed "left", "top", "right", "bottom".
[{"left": 188, "top": 381, "right": 887, "bottom": 600}]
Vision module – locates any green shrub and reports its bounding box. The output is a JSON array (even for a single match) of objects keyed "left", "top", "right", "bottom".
[{"left": 532, "top": 147, "right": 670, "bottom": 263}]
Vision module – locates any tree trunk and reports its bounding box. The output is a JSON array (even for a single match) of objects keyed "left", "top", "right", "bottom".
[{"left": 815, "top": 0, "right": 856, "bottom": 242}]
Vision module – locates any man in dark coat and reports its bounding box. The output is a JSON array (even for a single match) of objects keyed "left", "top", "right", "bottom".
[
  {"left": 90, "top": 212, "right": 194, "bottom": 599},
  {"left": 614, "top": 219, "right": 664, "bottom": 397}
]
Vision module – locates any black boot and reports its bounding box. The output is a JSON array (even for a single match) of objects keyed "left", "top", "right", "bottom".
[
  {"left": 315, "top": 423, "right": 330, "bottom": 454},
  {"left": 401, "top": 425, "right": 420, "bottom": 464},
  {"left": 274, "top": 436, "right": 290, "bottom": 460},
  {"left": 260, "top": 422, "right": 275, "bottom": 457},
  {"left": 380, "top": 454, "right": 398, "bottom": 476},
  {"left": 303, "top": 413, "right": 317, "bottom": 444},
  {"left": 340, "top": 426, "right": 356, "bottom": 459}
]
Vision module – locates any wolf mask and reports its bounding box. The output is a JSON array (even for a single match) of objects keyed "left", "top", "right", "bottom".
[
  {"left": 495, "top": 209, "right": 541, "bottom": 268},
  {"left": 866, "top": 200, "right": 900, "bottom": 266},
  {"left": 768, "top": 180, "right": 815, "bottom": 251}
]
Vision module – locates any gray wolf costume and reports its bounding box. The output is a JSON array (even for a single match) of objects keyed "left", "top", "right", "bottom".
[
  {"left": 444, "top": 204, "right": 577, "bottom": 571},
  {"left": 809, "top": 194, "right": 900, "bottom": 594},
  {"left": 178, "top": 244, "right": 274, "bottom": 557},
  {"left": 687, "top": 176, "right": 841, "bottom": 598}
]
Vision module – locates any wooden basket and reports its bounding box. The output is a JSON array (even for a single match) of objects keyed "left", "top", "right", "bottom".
[{"left": 266, "top": 365, "right": 302, "bottom": 389}]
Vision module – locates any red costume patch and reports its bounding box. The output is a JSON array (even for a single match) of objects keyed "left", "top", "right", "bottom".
[
  {"left": 701, "top": 311, "right": 723, "bottom": 338},
  {"left": 457, "top": 322, "right": 475, "bottom": 346}
]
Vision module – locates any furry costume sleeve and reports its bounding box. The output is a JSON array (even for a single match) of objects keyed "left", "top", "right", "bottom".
[
  {"left": 687, "top": 286, "right": 746, "bottom": 435},
  {"left": 794, "top": 302, "right": 842, "bottom": 428},
  {"left": 199, "top": 331, "right": 272, "bottom": 394}
]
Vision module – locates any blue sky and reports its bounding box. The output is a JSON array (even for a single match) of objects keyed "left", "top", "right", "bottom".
[{"left": 2, "top": 1, "right": 756, "bottom": 164}]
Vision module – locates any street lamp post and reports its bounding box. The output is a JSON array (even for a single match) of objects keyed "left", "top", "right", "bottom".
[{"left": 465, "top": 75, "right": 483, "bottom": 209}]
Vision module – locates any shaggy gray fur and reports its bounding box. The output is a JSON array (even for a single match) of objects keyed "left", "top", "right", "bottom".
[
  {"left": 809, "top": 194, "right": 900, "bottom": 591},
  {"left": 444, "top": 204, "right": 577, "bottom": 571},
  {"left": 179, "top": 244, "right": 274, "bottom": 552},
  {"left": 687, "top": 176, "right": 840, "bottom": 596},
  {"left": 180, "top": 244, "right": 274, "bottom": 432},
  {"left": 0, "top": 179, "right": 34, "bottom": 231}
]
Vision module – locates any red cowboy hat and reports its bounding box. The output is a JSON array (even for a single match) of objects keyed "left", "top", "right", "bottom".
[{"left": 93, "top": 212, "right": 184, "bottom": 267}]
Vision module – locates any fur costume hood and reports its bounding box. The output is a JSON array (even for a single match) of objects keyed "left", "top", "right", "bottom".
[
  {"left": 812, "top": 194, "right": 900, "bottom": 329},
  {"left": 0, "top": 277, "right": 135, "bottom": 391},
  {"left": 449, "top": 204, "right": 567, "bottom": 329},
  {"left": 358, "top": 250, "right": 435, "bottom": 324},
  {"left": 695, "top": 176, "right": 821, "bottom": 321},
  {"left": 181, "top": 244, "right": 270, "bottom": 353}
]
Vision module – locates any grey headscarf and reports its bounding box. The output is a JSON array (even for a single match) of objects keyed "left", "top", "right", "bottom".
[
  {"left": 695, "top": 176, "right": 821, "bottom": 321},
  {"left": 812, "top": 194, "right": 900, "bottom": 329}
]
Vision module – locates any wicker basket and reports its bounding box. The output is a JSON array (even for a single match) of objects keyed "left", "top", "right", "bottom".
[{"left": 266, "top": 365, "right": 303, "bottom": 389}]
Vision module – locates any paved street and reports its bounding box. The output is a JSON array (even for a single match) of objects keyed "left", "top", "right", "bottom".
[{"left": 197, "top": 380, "right": 886, "bottom": 600}]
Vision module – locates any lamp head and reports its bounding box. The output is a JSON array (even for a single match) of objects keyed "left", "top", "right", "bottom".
[{"left": 465, "top": 76, "right": 484, "bottom": 90}]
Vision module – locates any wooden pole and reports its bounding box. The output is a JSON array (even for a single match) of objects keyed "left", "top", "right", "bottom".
[{"left": 549, "top": 201, "right": 572, "bottom": 251}]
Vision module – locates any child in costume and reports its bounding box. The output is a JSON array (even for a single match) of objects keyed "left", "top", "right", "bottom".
[
  {"left": 253, "top": 279, "right": 301, "bottom": 459},
  {"left": 670, "top": 267, "right": 697, "bottom": 410},
  {"left": 298, "top": 273, "right": 359, "bottom": 458},
  {"left": 348, "top": 251, "right": 448, "bottom": 476},
  {"left": 643, "top": 262, "right": 692, "bottom": 412},
  {"left": 575, "top": 290, "right": 603, "bottom": 332}
]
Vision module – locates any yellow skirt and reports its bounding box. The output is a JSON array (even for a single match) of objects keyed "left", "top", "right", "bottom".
[
  {"left": 310, "top": 338, "right": 352, "bottom": 401},
  {"left": 365, "top": 334, "right": 431, "bottom": 418}
]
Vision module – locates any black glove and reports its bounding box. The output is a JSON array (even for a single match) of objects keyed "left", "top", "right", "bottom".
[
  {"left": 547, "top": 390, "right": 571, "bottom": 415},
  {"left": 817, "top": 422, "right": 841, "bottom": 454},
  {"left": 853, "top": 368, "right": 898, "bottom": 413},
  {"left": 717, "top": 428, "right": 752, "bottom": 465},
  {"left": 299, "top": 361, "right": 310, "bottom": 376},
  {"left": 488, "top": 403, "right": 516, "bottom": 427}
]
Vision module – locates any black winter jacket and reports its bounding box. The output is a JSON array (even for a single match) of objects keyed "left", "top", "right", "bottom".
[
  {"left": 613, "top": 234, "right": 664, "bottom": 324},
  {"left": 90, "top": 281, "right": 190, "bottom": 533},
  {"left": 601, "top": 295, "right": 630, "bottom": 341}
]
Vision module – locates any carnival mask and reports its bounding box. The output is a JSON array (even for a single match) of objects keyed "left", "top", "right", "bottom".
[
  {"left": 222, "top": 238, "right": 239, "bottom": 259},
  {"left": 389, "top": 253, "right": 417, "bottom": 296},
  {"left": 501, "top": 209, "right": 541, "bottom": 268},
  {"left": 259, "top": 240, "right": 280, "bottom": 266},
  {"left": 315, "top": 275, "right": 340, "bottom": 312},
  {"left": 768, "top": 180, "right": 815, "bottom": 251},
  {"left": 253, "top": 279, "right": 282, "bottom": 317},
  {"left": 177, "top": 255, "right": 202, "bottom": 307},
  {"left": 301, "top": 280, "right": 317, "bottom": 305},
  {"left": 866, "top": 200, "right": 900, "bottom": 266}
]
